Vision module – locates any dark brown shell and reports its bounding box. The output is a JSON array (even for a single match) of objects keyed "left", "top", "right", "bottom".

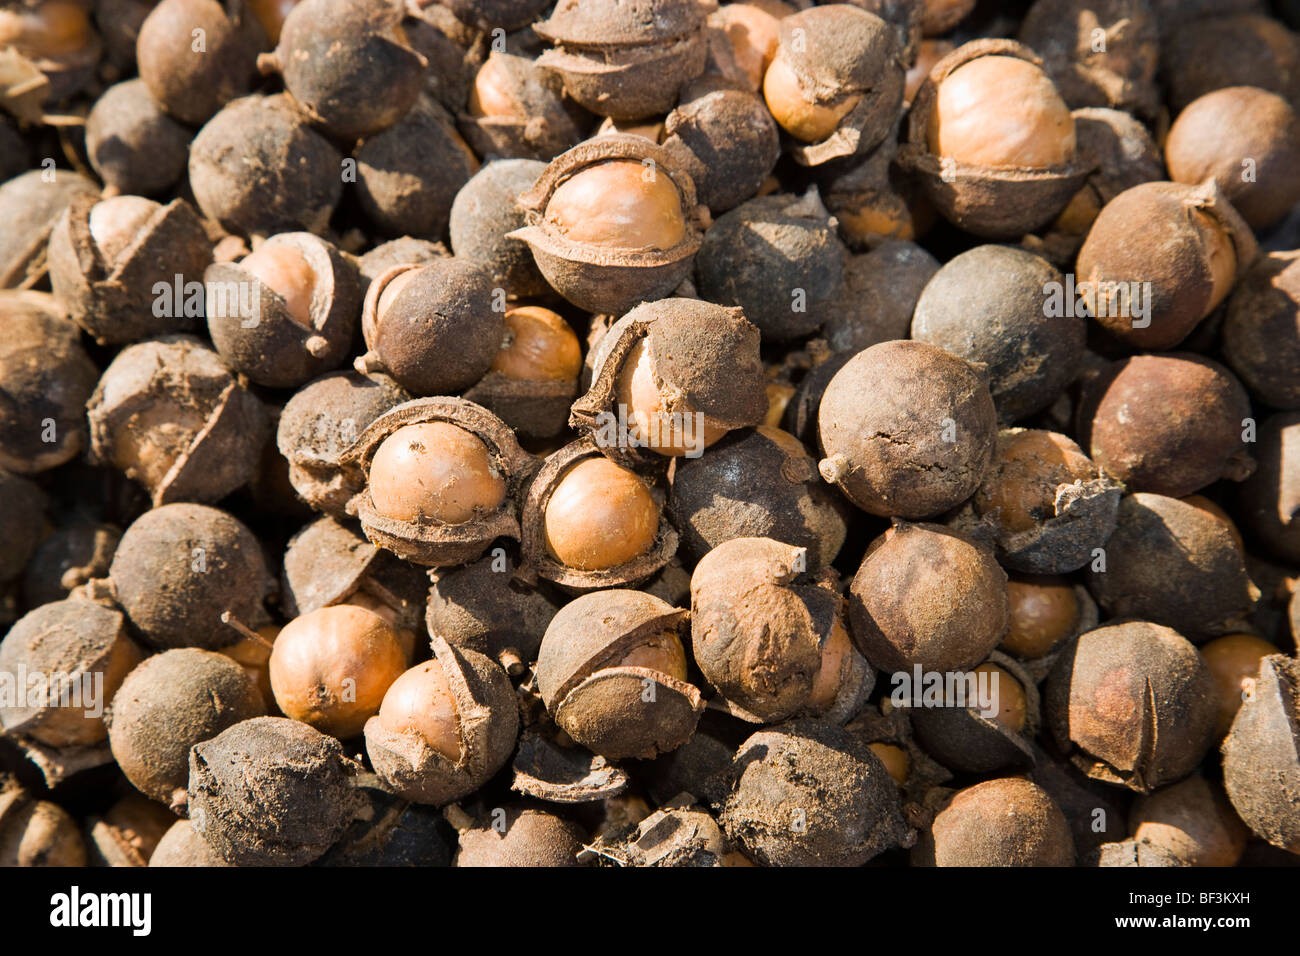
[
  {"left": 1223, "top": 250, "right": 1300, "bottom": 410},
  {"left": 0, "top": 471, "right": 47, "bottom": 583},
  {"left": 535, "top": 589, "right": 702, "bottom": 759},
  {"left": 690, "top": 537, "right": 847, "bottom": 723},
  {"left": 341, "top": 397, "right": 538, "bottom": 567},
  {"left": 1079, "top": 354, "right": 1255, "bottom": 498},
  {"left": 280, "top": 516, "right": 427, "bottom": 632},
  {"left": 849, "top": 522, "right": 1009, "bottom": 674},
  {"left": 462, "top": 369, "right": 578, "bottom": 442},
  {"left": 1162, "top": 13, "right": 1300, "bottom": 115},
  {"left": 1222, "top": 655, "right": 1300, "bottom": 853},
  {"left": 456, "top": 53, "right": 585, "bottom": 162},
  {"left": 570, "top": 297, "right": 767, "bottom": 468},
  {"left": 1084, "top": 493, "right": 1255, "bottom": 642},
  {"left": 774, "top": 5, "right": 906, "bottom": 166},
  {"left": 915, "top": 777, "right": 1075, "bottom": 866},
  {"left": 276, "top": 370, "right": 411, "bottom": 517},
  {"left": 48, "top": 196, "right": 211, "bottom": 346},
  {"left": 455, "top": 804, "right": 586, "bottom": 867},
  {"left": 510, "top": 728, "right": 631, "bottom": 804},
  {"left": 817, "top": 241, "right": 939, "bottom": 354},
  {"left": 908, "top": 650, "right": 1040, "bottom": 774},
  {"left": 508, "top": 135, "right": 710, "bottom": 314},
  {"left": 363, "top": 637, "right": 519, "bottom": 805},
  {"left": 519, "top": 438, "right": 678, "bottom": 592},
  {"left": 188, "top": 94, "right": 344, "bottom": 238},
  {"left": 84, "top": 79, "right": 193, "bottom": 197},
  {"left": 662, "top": 86, "right": 781, "bottom": 212},
  {"left": 206, "top": 233, "right": 360, "bottom": 388},
  {"left": 1045, "top": 620, "right": 1218, "bottom": 793},
  {"left": 448, "top": 159, "right": 551, "bottom": 299},
  {"left": 0, "top": 599, "right": 141, "bottom": 742},
  {"left": 188, "top": 716, "right": 368, "bottom": 866},
  {"left": 109, "top": 503, "right": 274, "bottom": 650},
  {"left": 107, "top": 649, "right": 265, "bottom": 809},
  {"left": 358, "top": 258, "right": 502, "bottom": 396},
  {"left": 261, "top": 0, "right": 427, "bottom": 139},
  {"left": 356, "top": 97, "right": 478, "bottom": 239},
  {"left": 694, "top": 189, "right": 845, "bottom": 343},
  {"left": 669, "top": 426, "right": 849, "bottom": 571},
  {"left": 442, "top": 0, "right": 551, "bottom": 32},
  {"left": 1075, "top": 180, "right": 1257, "bottom": 350},
  {"left": 535, "top": 0, "right": 705, "bottom": 46},
  {"left": 1018, "top": 0, "right": 1160, "bottom": 118},
  {"left": 426, "top": 552, "right": 559, "bottom": 670},
  {"left": 87, "top": 335, "right": 269, "bottom": 507},
  {"left": 1239, "top": 411, "right": 1300, "bottom": 564},
  {"left": 137, "top": 0, "right": 268, "bottom": 125},
  {"left": 910, "top": 244, "right": 1083, "bottom": 422},
  {"left": 817, "top": 340, "right": 998, "bottom": 519},
  {"left": 898, "top": 39, "right": 1093, "bottom": 239},
  {"left": 0, "top": 171, "right": 99, "bottom": 290},
  {"left": 0, "top": 292, "right": 97, "bottom": 474},
  {"left": 718, "top": 718, "right": 911, "bottom": 867},
  {"left": 947, "top": 428, "right": 1123, "bottom": 576}
]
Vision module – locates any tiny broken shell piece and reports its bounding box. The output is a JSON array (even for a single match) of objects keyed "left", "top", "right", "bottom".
[{"left": 511, "top": 727, "right": 631, "bottom": 804}]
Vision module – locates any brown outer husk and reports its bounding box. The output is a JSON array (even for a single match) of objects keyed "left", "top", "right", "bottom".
[
  {"left": 363, "top": 637, "right": 519, "bottom": 805},
  {"left": 508, "top": 135, "right": 709, "bottom": 314},
  {"left": 48, "top": 196, "right": 212, "bottom": 345},
  {"left": 340, "top": 397, "right": 538, "bottom": 567},
  {"left": 898, "top": 39, "right": 1093, "bottom": 239},
  {"left": 570, "top": 298, "right": 767, "bottom": 469}
]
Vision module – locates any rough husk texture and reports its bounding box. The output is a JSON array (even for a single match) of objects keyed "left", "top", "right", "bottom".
[
  {"left": 87, "top": 335, "right": 269, "bottom": 507},
  {"left": 911, "top": 245, "right": 1083, "bottom": 422},
  {"left": 1045, "top": 621, "right": 1218, "bottom": 793},
  {"left": 899, "top": 39, "right": 1092, "bottom": 239},
  {"left": 188, "top": 94, "right": 343, "bottom": 237},
  {"left": 1084, "top": 493, "right": 1255, "bottom": 642},
  {"left": 110, "top": 503, "right": 274, "bottom": 650},
  {"left": 48, "top": 196, "right": 211, "bottom": 345},
  {"left": 364, "top": 639, "right": 519, "bottom": 805},
  {"left": 718, "top": 719, "right": 911, "bottom": 867},
  {"left": 0, "top": 171, "right": 98, "bottom": 289},
  {"left": 536, "top": 589, "right": 701, "bottom": 759},
  {"left": 662, "top": 86, "right": 780, "bottom": 212},
  {"left": 206, "top": 233, "right": 360, "bottom": 388},
  {"left": 276, "top": 370, "right": 410, "bottom": 518},
  {"left": 849, "top": 522, "right": 1009, "bottom": 674},
  {"left": 107, "top": 649, "right": 265, "bottom": 807},
  {"left": 455, "top": 805, "right": 585, "bottom": 867},
  {"left": 1222, "top": 655, "right": 1300, "bottom": 853},
  {"left": 1224, "top": 250, "right": 1300, "bottom": 409},
  {"left": 1239, "top": 412, "right": 1300, "bottom": 563},
  {"left": 818, "top": 340, "right": 998, "bottom": 519},
  {"left": 0, "top": 293, "right": 97, "bottom": 474},
  {"left": 448, "top": 159, "right": 550, "bottom": 298},
  {"left": 691, "top": 538, "right": 848, "bottom": 723},
  {"left": 1079, "top": 354, "right": 1255, "bottom": 498},
  {"left": 188, "top": 716, "right": 367, "bottom": 866},
  {"left": 916, "top": 777, "right": 1075, "bottom": 866},
  {"left": 570, "top": 298, "right": 767, "bottom": 468},
  {"left": 1075, "top": 180, "right": 1258, "bottom": 350},
  {"left": 426, "top": 553, "right": 558, "bottom": 667},
  {"left": 669, "top": 427, "right": 848, "bottom": 571},
  {"left": 694, "top": 190, "right": 844, "bottom": 342},
  {"left": 776, "top": 6, "right": 906, "bottom": 166}
]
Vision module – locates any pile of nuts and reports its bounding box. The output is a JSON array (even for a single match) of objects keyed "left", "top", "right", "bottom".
[{"left": 3, "top": 0, "right": 1300, "bottom": 870}]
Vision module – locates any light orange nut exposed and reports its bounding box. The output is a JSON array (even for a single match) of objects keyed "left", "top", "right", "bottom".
[
  {"left": 88, "top": 196, "right": 158, "bottom": 263},
  {"left": 974, "top": 662, "right": 1026, "bottom": 732},
  {"left": 545, "top": 159, "right": 686, "bottom": 250},
  {"left": 376, "top": 659, "right": 462, "bottom": 761},
  {"left": 543, "top": 456, "right": 660, "bottom": 570},
  {"left": 492, "top": 306, "right": 582, "bottom": 382},
  {"left": 616, "top": 629, "right": 689, "bottom": 682},
  {"left": 614, "top": 337, "right": 730, "bottom": 457},
  {"left": 1002, "top": 577, "right": 1078, "bottom": 659},
  {"left": 763, "top": 53, "right": 861, "bottom": 142},
  {"left": 269, "top": 605, "right": 408, "bottom": 738},
  {"left": 369, "top": 422, "right": 507, "bottom": 525},
  {"left": 239, "top": 243, "right": 317, "bottom": 330},
  {"left": 927, "top": 55, "right": 1074, "bottom": 168},
  {"left": 807, "top": 615, "right": 853, "bottom": 712},
  {"left": 1200, "top": 633, "right": 1277, "bottom": 739}
]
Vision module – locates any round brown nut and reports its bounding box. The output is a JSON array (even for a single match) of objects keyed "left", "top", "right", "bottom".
[{"left": 914, "top": 777, "right": 1075, "bottom": 866}]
